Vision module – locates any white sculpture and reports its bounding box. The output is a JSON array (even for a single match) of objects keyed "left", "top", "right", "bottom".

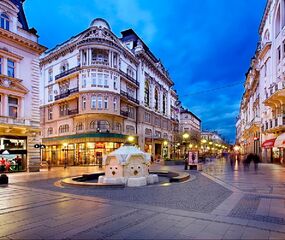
[{"left": 98, "top": 145, "right": 159, "bottom": 187}]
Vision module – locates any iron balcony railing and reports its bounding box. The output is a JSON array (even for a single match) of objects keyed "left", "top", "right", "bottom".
[
  {"left": 119, "top": 70, "right": 139, "bottom": 86},
  {"left": 55, "top": 65, "right": 81, "bottom": 80},
  {"left": 120, "top": 90, "right": 139, "bottom": 104},
  {"left": 54, "top": 87, "right": 79, "bottom": 101},
  {"left": 68, "top": 109, "right": 79, "bottom": 115},
  {"left": 120, "top": 110, "right": 129, "bottom": 117}
]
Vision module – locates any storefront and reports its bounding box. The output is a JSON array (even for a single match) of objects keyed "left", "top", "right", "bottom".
[
  {"left": 42, "top": 132, "right": 134, "bottom": 166},
  {"left": 273, "top": 133, "right": 285, "bottom": 165},
  {"left": 0, "top": 136, "right": 27, "bottom": 172},
  {"left": 261, "top": 138, "right": 276, "bottom": 163}
]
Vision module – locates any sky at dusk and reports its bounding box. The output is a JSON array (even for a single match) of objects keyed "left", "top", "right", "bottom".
[{"left": 24, "top": 0, "right": 266, "bottom": 143}]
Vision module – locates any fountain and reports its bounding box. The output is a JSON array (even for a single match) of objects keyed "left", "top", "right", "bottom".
[{"left": 98, "top": 145, "right": 159, "bottom": 187}]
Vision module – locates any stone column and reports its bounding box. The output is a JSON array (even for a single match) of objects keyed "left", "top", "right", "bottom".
[{"left": 27, "top": 131, "right": 41, "bottom": 172}]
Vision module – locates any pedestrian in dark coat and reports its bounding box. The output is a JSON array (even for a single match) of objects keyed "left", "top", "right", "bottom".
[{"left": 253, "top": 154, "right": 260, "bottom": 172}]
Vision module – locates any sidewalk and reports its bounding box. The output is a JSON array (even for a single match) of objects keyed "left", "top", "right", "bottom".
[{"left": 0, "top": 160, "right": 284, "bottom": 239}]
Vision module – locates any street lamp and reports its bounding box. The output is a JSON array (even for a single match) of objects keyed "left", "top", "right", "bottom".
[
  {"left": 34, "top": 144, "right": 46, "bottom": 166},
  {"left": 182, "top": 133, "right": 190, "bottom": 156},
  {"left": 62, "top": 143, "right": 68, "bottom": 169}
]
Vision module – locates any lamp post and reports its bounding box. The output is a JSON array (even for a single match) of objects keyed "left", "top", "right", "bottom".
[
  {"left": 62, "top": 143, "right": 68, "bottom": 169},
  {"left": 34, "top": 144, "right": 46, "bottom": 166},
  {"left": 182, "top": 133, "right": 190, "bottom": 157}
]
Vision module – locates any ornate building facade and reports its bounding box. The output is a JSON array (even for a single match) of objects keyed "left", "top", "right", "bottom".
[
  {"left": 0, "top": 0, "right": 46, "bottom": 172},
  {"left": 40, "top": 19, "right": 180, "bottom": 166},
  {"left": 236, "top": 0, "right": 285, "bottom": 165}
]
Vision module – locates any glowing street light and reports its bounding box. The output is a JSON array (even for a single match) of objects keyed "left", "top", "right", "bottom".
[
  {"left": 127, "top": 136, "right": 135, "bottom": 143},
  {"left": 201, "top": 139, "right": 207, "bottom": 144},
  {"left": 182, "top": 133, "right": 190, "bottom": 140},
  {"left": 234, "top": 145, "right": 240, "bottom": 152},
  {"left": 163, "top": 140, "right": 168, "bottom": 146}
]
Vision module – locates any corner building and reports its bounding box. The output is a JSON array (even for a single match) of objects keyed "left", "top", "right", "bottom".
[
  {"left": 40, "top": 19, "right": 180, "bottom": 166},
  {"left": 0, "top": 0, "right": 45, "bottom": 172}
]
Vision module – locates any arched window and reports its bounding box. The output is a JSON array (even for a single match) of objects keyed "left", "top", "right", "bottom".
[
  {"left": 145, "top": 128, "right": 152, "bottom": 136},
  {"left": 98, "top": 120, "right": 110, "bottom": 132},
  {"left": 113, "top": 122, "right": 121, "bottom": 132},
  {"left": 154, "top": 88, "right": 159, "bottom": 111},
  {"left": 113, "top": 97, "right": 117, "bottom": 111},
  {"left": 264, "top": 29, "right": 270, "bottom": 42},
  {"left": 0, "top": 13, "right": 10, "bottom": 30},
  {"left": 76, "top": 122, "right": 83, "bottom": 131},
  {"left": 59, "top": 124, "right": 69, "bottom": 134},
  {"left": 126, "top": 125, "right": 135, "bottom": 134},
  {"left": 90, "top": 120, "right": 97, "bottom": 129},
  {"left": 162, "top": 94, "right": 166, "bottom": 114},
  {"left": 104, "top": 96, "right": 108, "bottom": 109},
  {"left": 47, "top": 127, "right": 53, "bottom": 136},
  {"left": 275, "top": 5, "right": 281, "bottom": 37},
  {"left": 144, "top": 80, "right": 150, "bottom": 106}
]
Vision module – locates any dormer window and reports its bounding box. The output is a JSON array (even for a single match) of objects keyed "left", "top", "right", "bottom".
[{"left": 0, "top": 13, "right": 10, "bottom": 31}]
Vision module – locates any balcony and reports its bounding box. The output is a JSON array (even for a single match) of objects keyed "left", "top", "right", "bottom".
[
  {"left": 68, "top": 109, "right": 79, "bottom": 115},
  {"left": 119, "top": 70, "right": 139, "bottom": 87},
  {"left": 264, "top": 82, "right": 285, "bottom": 107},
  {"left": 54, "top": 87, "right": 79, "bottom": 101},
  {"left": 0, "top": 116, "right": 31, "bottom": 126},
  {"left": 120, "top": 110, "right": 129, "bottom": 117},
  {"left": 263, "top": 116, "right": 285, "bottom": 133},
  {"left": 55, "top": 65, "right": 80, "bottom": 81},
  {"left": 120, "top": 90, "right": 139, "bottom": 105}
]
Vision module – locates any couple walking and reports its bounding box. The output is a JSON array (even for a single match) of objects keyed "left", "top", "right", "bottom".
[{"left": 244, "top": 153, "right": 260, "bottom": 172}]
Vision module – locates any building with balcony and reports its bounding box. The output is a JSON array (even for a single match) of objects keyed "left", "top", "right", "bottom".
[
  {"left": 0, "top": 0, "right": 46, "bottom": 172},
  {"left": 237, "top": 0, "right": 285, "bottom": 165},
  {"left": 40, "top": 18, "right": 180, "bottom": 166}
]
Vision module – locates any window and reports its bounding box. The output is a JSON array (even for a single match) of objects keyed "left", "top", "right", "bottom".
[
  {"left": 48, "top": 107, "right": 53, "bottom": 120},
  {"left": 91, "top": 73, "right": 96, "bottom": 86},
  {"left": 7, "top": 59, "right": 15, "bottom": 77},
  {"left": 91, "top": 96, "right": 96, "bottom": 109},
  {"left": 98, "top": 73, "right": 103, "bottom": 87},
  {"left": 145, "top": 128, "right": 152, "bottom": 136},
  {"left": 47, "top": 127, "right": 53, "bottom": 136},
  {"left": 0, "top": 57, "right": 2, "bottom": 75},
  {"left": 276, "top": 6, "right": 281, "bottom": 37},
  {"left": 154, "top": 88, "right": 159, "bottom": 111},
  {"left": 277, "top": 46, "right": 281, "bottom": 63},
  {"left": 82, "top": 74, "right": 87, "bottom": 88},
  {"left": 104, "top": 97, "right": 108, "bottom": 109},
  {"left": 114, "top": 122, "right": 121, "bottom": 132},
  {"left": 162, "top": 94, "right": 166, "bottom": 114},
  {"left": 264, "top": 60, "right": 267, "bottom": 77},
  {"left": 0, "top": 13, "right": 9, "bottom": 31},
  {"left": 127, "top": 86, "right": 135, "bottom": 97},
  {"left": 113, "top": 75, "right": 118, "bottom": 90},
  {"left": 90, "top": 121, "right": 97, "bottom": 129},
  {"left": 8, "top": 96, "right": 18, "bottom": 118},
  {"left": 113, "top": 97, "right": 117, "bottom": 111},
  {"left": 48, "top": 87, "right": 53, "bottom": 102},
  {"left": 76, "top": 122, "right": 83, "bottom": 131},
  {"left": 59, "top": 104, "right": 68, "bottom": 117},
  {"left": 155, "top": 117, "right": 160, "bottom": 127},
  {"left": 82, "top": 96, "right": 86, "bottom": 110},
  {"left": 144, "top": 80, "right": 150, "bottom": 106},
  {"left": 98, "top": 96, "right": 102, "bottom": 109},
  {"left": 144, "top": 112, "right": 151, "bottom": 123},
  {"left": 48, "top": 69, "right": 53, "bottom": 82},
  {"left": 104, "top": 74, "right": 108, "bottom": 88},
  {"left": 128, "top": 106, "right": 134, "bottom": 119},
  {"left": 113, "top": 53, "right": 118, "bottom": 67},
  {"left": 97, "top": 120, "right": 110, "bottom": 132},
  {"left": 60, "top": 62, "right": 69, "bottom": 73},
  {"left": 126, "top": 125, "right": 135, "bottom": 134},
  {"left": 59, "top": 124, "right": 69, "bottom": 134}
]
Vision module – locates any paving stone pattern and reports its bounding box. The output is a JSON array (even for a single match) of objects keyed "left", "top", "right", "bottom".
[
  {"left": 14, "top": 172, "right": 232, "bottom": 213},
  {"left": 229, "top": 194, "right": 285, "bottom": 225}
]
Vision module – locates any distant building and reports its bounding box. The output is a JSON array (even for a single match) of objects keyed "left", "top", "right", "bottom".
[
  {"left": 179, "top": 107, "right": 201, "bottom": 144},
  {"left": 201, "top": 131, "right": 224, "bottom": 144},
  {"left": 0, "top": 0, "right": 46, "bottom": 172},
  {"left": 39, "top": 18, "right": 180, "bottom": 165}
]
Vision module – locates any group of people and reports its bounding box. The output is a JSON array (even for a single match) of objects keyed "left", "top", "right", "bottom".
[{"left": 229, "top": 151, "right": 260, "bottom": 172}]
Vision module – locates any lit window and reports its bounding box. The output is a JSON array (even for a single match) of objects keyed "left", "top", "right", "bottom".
[
  {"left": 8, "top": 96, "right": 18, "bottom": 118},
  {"left": 0, "top": 13, "right": 9, "bottom": 31},
  {"left": 7, "top": 59, "right": 15, "bottom": 77}
]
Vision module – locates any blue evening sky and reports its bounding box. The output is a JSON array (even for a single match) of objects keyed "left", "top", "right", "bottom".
[{"left": 24, "top": 0, "right": 266, "bottom": 143}]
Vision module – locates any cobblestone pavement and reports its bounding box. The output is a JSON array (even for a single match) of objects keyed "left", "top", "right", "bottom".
[{"left": 0, "top": 161, "right": 285, "bottom": 239}]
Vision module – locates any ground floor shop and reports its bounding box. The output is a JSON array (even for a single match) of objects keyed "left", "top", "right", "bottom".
[{"left": 42, "top": 133, "right": 135, "bottom": 166}]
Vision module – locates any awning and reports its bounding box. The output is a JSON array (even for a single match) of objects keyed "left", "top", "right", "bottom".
[
  {"left": 262, "top": 138, "right": 276, "bottom": 148},
  {"left": 274, "top": 133, "right": 285, "bottom": 147}
]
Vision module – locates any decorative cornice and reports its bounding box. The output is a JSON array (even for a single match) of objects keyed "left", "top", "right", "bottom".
[
  {"left": 0, "top": 28, "right": 46, "bottom": 54},
  {"left": 259, "top": 0, "right": 272, "bottom": 35}
]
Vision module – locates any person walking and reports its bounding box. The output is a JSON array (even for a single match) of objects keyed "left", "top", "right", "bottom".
[
  {"left": 229, "top": 151, "right": 235, "bottom": 170},
  {"left": 253, "top": 154, "right": 260, "bottom": 173}
]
